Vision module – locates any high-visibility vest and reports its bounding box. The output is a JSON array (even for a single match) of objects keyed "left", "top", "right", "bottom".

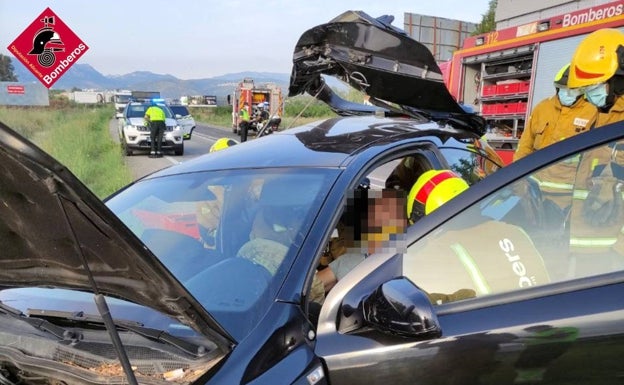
[
  {"left": 145, "top": 106, "right": 166, "bottom": 121},
  {"left": 240, "top": 107, "right": 249, "bottom": 121}
]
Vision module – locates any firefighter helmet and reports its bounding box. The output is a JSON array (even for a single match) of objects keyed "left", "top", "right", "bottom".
[
  {"left": 553, "top": 63, "right": 571, "bottom": 88},
  {"left": 407, "top": 169, "right": 469, "bottom": 224},
  {"left": 209, "top": 137, "right": 238, "bottom": 153},
  {"left": 568, "top": 28, "right": 624, "bottom": 88}
]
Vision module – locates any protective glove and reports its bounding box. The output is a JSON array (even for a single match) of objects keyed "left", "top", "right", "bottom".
[{"left": 582, "top": 175, "right": 624, "bottom": 227}]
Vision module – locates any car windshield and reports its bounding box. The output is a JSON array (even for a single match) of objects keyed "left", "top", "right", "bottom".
[
  {"left": 126, "top": 103, "right": 173, "bottom": 119},
  {"left": 106, "top": 168, "right": 338, "bottom": 340},
  {"left": 170, "top": 105, "right": 190, "bottom": 116}
]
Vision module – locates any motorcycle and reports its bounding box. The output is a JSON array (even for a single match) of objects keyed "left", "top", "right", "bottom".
[{"left": 256, "top": 115, "right": 282, "bottom": 138}]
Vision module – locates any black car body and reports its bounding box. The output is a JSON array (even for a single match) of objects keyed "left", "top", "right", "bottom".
[{"left": 1, "top": 10, "right": 623, "bottom": 385}]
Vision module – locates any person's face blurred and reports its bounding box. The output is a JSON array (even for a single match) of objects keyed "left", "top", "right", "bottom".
[{"left": 360, "top": 190, "right": 407, "bottom": 254}]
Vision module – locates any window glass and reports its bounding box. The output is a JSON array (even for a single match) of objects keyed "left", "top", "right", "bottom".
[
  {"left": 439, "top": 145, "right": 501, "bottom": 184},
  {"left": 170, "top": 105, "right": 190, "bottom": 116},
  {"left": 106, "top": 168, "right": 337, "bottom": 340},
  {"left": 404, "top": 141, "right": 624, "bottom": 304}
]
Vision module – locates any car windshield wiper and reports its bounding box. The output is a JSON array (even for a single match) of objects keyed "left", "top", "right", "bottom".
[
  {"left": 26, "top": 308, "right": 208, "bottom": 357},
  {"left": 0, "top": 301, "right": 72, "bottom": 340}
]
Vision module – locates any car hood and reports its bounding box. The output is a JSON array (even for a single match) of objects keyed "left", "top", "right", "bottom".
[
  {"left": 289, "top": 10, "right": 483, "bottom": 130},
  {"left": 126, "top": 117, "right": 177, "bottom": 127},
  {"left": 0, "top": 122, "right": 233, "bottom": 346}
]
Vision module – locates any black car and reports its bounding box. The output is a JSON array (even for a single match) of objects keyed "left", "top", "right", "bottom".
[{"left": 1, "top": 10, "right": 624, "bottom": 385}]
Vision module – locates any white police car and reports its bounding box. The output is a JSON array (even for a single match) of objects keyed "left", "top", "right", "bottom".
[{"left": 117, "top": 101, "right": 184, "bottom": 156}]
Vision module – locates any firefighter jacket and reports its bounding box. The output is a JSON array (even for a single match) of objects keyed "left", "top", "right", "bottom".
[
  {"left": 403, "top": 220, "right": 550, "bottom": 302},
  {"left": 515, "top": 95, "right": 597, "bottom": 209},
  {"left": 569, "top": 95, "right": 624, "bottom": 255},
  {"left": 514, "top": 95, "right": 596, "bottom": 161}
]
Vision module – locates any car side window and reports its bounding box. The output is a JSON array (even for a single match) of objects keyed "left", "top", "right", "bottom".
[
  {"left": 438, "top": 145, "right": 501, "bottom": 184},
  {"left": 404, "top": 140, "right": 624, "bottom": 304}
]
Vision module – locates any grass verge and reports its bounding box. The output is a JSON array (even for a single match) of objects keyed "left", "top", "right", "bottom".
[{"left": 0, "top": 105, "right": 133, "bottom": 199}]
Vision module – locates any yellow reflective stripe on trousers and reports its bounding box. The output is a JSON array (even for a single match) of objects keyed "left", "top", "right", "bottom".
[
  {"left": 535, "top": 180, "right": 574, "bottom": 190},
  {"left": 570, "top": 237, "right": 617, "bottom": 247},
  {"left": 450, "top": 243, "right": 490, "bottom": 295},
  {"left": 572, "top": 190, "right": 624, "bottom": 200}
]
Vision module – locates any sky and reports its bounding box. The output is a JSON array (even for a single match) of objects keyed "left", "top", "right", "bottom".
[{"left": 0, "top": 1, "right": 491, "bottom": 80}]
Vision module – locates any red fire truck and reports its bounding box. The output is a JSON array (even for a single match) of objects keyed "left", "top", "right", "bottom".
[
  {"left": 445, "top": 0, "right": 624, "bottom": 164},
  {"left": 231, "top": 78, "right": 284, "bottom": 135}
]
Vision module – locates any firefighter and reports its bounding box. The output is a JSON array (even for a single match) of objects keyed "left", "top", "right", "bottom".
[
  {"left": 514, "top": 64, "right": 598, "bottom": 211},
  {"left": 144, "top": 101, "right": 166, "bottom": 158},
  {"left": 568, "top": 28, "right": 624, "bottom": 126},
  {"left": 514, "top": 63, "right": 597, "bottom": 162},
  {"left": 239, "top": 102, "right": 251, "bottom": 142},
  {"left": 209, "top": 137, "right": 238, "bottom": 153},
  {"left": 403, "top": 170, "right": 550, "bottom": 304},
  {"left": 565, "top": 28, "right": 624, "bottom": 275}
]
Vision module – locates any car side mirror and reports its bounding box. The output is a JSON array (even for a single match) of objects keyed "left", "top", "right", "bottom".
[
  {"left": 362, "top": 277, "right": 441, "bottom": 338},
  {"left": 115, "top": 112, "right": 123, "bottom": 119}
]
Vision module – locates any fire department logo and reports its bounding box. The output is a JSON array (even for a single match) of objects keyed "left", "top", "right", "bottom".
[{"left": 7, "top": 7, "right": 89, "bottom": 88}]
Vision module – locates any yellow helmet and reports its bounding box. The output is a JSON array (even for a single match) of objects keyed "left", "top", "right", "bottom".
[
  {"left": 209, "top": 137, "right": 238, "bottom": 153},
  {"left": 407, "top": 169, "right": 469, "bottom": 224},
  {"left": 568, "top": 28, "right": 624, "bottom": 88},
  {"left": 553, "top": 63, "right": 570, "bottom": 88}
]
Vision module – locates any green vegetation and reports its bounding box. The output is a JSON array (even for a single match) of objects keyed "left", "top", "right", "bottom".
[
  {"left": 0, "top": 54, "right": 18, "bottom": 81},
  {"left": 472, "top": 0, "right": 497, "bottom": 36},
  {"left": 0, "top": 103, "right": 133, "bottom": 199},
  {"left": 193, "top": 89, "right": 369, "bottom": 129}
]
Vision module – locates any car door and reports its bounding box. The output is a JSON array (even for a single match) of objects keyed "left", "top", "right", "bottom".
[{"left": 314, "top": 122, "right": 624, "bottom": 384}]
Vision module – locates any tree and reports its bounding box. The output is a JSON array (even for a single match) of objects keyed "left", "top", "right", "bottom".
[
  {"left": 0, "top": 54, "right": 18, "bottom": 82},
  {"left": 472, "top": 0, "right": 497, "bottom": 35}
]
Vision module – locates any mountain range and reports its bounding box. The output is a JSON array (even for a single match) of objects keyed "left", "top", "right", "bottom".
[{"left": 13, "top": 62, "right": 345, "bottom": 104}]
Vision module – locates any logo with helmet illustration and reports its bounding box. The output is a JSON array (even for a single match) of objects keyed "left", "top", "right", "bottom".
[
  {"left": 407, "top": 169, "right": 469, "bottom": 224},
  {"left": 7, "top": 7, "right": 89, "bottom": 88}
]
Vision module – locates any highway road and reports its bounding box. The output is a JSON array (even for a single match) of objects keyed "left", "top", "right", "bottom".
[
  {"left": 109, "top": 119, "right": 238, "bottom": 180},
  {"left": 110, "top": 119, "right": 395, "bottom": 189}
]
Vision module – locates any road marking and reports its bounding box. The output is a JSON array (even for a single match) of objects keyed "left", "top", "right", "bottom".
[
  {"left": 194, "top": 132, "right": 224, "bottom": 142},
  {"left": 164, "top": 155, "right": 180, "bottom": 164}
]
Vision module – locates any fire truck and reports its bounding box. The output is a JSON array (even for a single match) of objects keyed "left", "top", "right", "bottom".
[
  {"left": 445, "top": 0, "right": 624, "bottom": 164},
  {"left": 231, "top": 78, "right": 284, "bottom": 135}
]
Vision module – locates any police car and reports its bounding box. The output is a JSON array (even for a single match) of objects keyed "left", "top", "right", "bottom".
[
  {"left": 0, "top": 10, "right": 623, "bottom": 385},
  {"left": 117, "top": 100, "right": 184, "bottom": 155},
  {"left": 169, "top": 104, "right": 196, "bottom": 140}
]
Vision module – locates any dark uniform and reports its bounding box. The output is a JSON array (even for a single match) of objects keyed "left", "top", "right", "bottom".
[{"left": 144, "top": 104, "right": 166, "bottom": 157}]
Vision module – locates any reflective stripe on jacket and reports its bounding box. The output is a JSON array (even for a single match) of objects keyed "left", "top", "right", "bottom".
[{"left": 514, "top": 96, "right": 596, "bottom": 161}]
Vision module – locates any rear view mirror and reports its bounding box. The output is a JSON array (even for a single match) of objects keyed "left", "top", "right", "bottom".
[{"left": 362, "top": 277, "right": 441, "bottom": 338}]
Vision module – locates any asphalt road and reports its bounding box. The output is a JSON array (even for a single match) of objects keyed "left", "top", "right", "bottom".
[{"left": 109, "top": 119, "right": 238, "bottom": 180}]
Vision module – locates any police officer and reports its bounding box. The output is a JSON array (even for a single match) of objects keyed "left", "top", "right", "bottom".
[{"left": 144, "top": 102, "right": 166, "bottom": 158}]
